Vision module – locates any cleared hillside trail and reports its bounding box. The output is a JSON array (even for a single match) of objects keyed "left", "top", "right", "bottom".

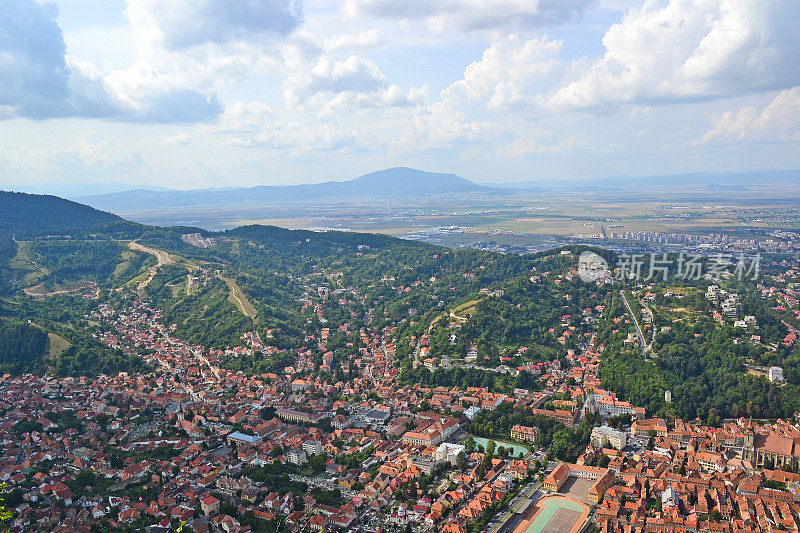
[
  {"left": 128, "top": 241, "right": 173, "bottom": 289},
  {"left": 218, "top": 274, "right": 257, "bottom": 319}
]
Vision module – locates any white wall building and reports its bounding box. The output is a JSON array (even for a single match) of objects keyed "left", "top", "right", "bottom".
[
  {"left": 287, "top": 448, "right": 308, "bottom": 465},
  {"left": 302, "top": 440, "right": 324, "bottom": 457},
  {"left": 590, "top": 426, "right": 627, "bottom": 450},
  {"left": 769, "top": 367, "right": 785, "bottom": 383}
]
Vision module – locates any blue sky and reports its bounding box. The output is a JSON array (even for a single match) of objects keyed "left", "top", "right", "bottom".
[{"left": 1, "top": 0, "right": 799, "bottom": 189}]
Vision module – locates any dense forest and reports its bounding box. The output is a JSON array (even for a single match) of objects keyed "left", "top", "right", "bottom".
[
  {"left": 0, "top": 191, "right": 120, "bottom": 238},
  {"left": 598, "top": 305, "right": 800, "bottom": 421},
  {"left": 0, "top": 319, "right": 48, "bottom": 374}
]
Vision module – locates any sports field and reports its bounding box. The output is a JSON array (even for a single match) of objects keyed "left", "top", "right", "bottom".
[{"left": 514, "top": 496, "right": 589, "bottom": 533}]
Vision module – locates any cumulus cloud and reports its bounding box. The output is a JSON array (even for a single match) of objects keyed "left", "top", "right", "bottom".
[
  {"left": 443, "top": 35, "right": 562, "bottom": 109},
  {"left": 344, "top": 0, "right": 592, "bottom": 33},
  {"left": 216, "top": 101, "right": 274, "bottom": 132},
  {"left": 0, "top": 0, "right": 223, "bottom": 123},
  {"left": 283, "top": 54, "right": 425, "bottom": 114},
  {"left": 548, "top": 0, "right": 800, "bottom": 112},
  {"left": 125, "top": 0, "right": 303, "bottom": 50},
  {"left": 325, "top": 29, "right": 385, "bottom": 51},
  {"left": 0, "top": 0, "right": 70, "bottom": 118},
  {"left": 406, "top": 101, "right": 492, "bottom": 150},
  {"left": 286, "top": 55, "right": 386, "bottom": 105},
  {"left": 695, "top": 87, "right": 800, "bottom": 145}
]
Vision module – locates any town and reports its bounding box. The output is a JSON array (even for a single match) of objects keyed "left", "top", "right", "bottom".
[{"left": 2, "top": 251, "right": 799, "bottom": 533}]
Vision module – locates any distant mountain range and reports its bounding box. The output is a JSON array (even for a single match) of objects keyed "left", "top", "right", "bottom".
[
  {"left": 77, "top": 167, "right": 498, "bottom": 212},
  {"left": 9, "top": 181, "right": 172, "bottom": 199},
  {"left": 9, "top": 168, "right": 800, "bottom": 218},
  {"left": 487, "top": 169, "right": 800, "bottom": 190}
]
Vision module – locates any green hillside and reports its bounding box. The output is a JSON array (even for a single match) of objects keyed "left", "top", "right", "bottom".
[
  {"left": 0, "top": 190, "right": 121, "bottom": 238},
  {"left": 0, "top": 193, "right": 799, "bottom": 424}
]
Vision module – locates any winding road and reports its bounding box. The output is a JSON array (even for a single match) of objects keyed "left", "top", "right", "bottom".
[{"left": 129, "top": 241, "right": 173, "bottom": 289}]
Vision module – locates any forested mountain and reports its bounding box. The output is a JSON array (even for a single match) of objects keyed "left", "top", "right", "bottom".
[
  {"left": 0, "top": 319, "right": 48, "bottom": 375},
  {"left": 0, "top": 191, "right": 121, "bottom": 238},
  {"left": 0, "top": 192, "right": 799, "bottom": 424}
]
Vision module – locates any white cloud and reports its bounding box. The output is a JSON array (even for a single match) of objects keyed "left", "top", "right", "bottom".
[
  {"left": 315, "top": 84, "right": 427, "bottom": 117},
  {"left": 695, "top": 87, "right": 800, "bottom": 145},
  {"left": 548, "top": 0, "right": 800, "bottom": 112},
  {"left": 47, "top": 134, "right": 144, "bottom": 168},
  {"left": 325, "top": 29, "right": 385, "bottom": 51},
  {"left": 224, "top": 122, "right": 375, "bottom": 156},
  {"left": 343, "top": 0, "right": 593, "bottom": 33},
  {"left": 508, "top": 134, "right": 587, "bottom": 156},
  {"left": 216, "top": 102, "right": 274, "bottom": 132},
  {"left": 283, "top": 54, "right": 425, "bottom": 114},
  {"left": 163, "top": 133, "right": 193, "bottom": 146},
  {"left": 0, "top": 0, "right": 223, "bottom": 123},
  {"left": 443, "top": 35, "right": 562, "bottom": 109},
  {"left": 124, "top": 0, "right": 303, "bottom": 50},
  {"left": 406, "top": 101, "right": 491, "bottom": 150}
]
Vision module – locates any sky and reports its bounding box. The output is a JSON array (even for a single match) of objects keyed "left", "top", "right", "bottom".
[{"left": 0, "top": 0, "right": 799, "bottom": 190}]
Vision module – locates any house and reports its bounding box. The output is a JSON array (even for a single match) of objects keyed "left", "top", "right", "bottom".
[
  {"left": 200, "top": 495, "right": 220, "bottom": 516},
  {"left": 511, "top": 424, "right": 539, "bottom": 444}
]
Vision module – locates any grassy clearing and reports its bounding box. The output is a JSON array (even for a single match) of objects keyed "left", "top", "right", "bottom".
[
  {"left": 219, "top": 275, "right": 257, "bottom": 319},
  {"left": 23, "top": 280, "right": 97, "bottom": 297},
  {"left": 440, "top": 299, "right": 483, "bottom": 326},
  {"left": 9, "top": 242, "right": 49, "bottom": 284},
  {"left": 168, "top": 280, "right": 185, "bottom": 297},
  {"left": 47, "top": 332, "right": 71, "bottom": 359},
  {"left": 123, "top": 271, "right": 150, "bottom": 288},
  {"left": 452, "top": 299, "right": 481, "bottom": 319}
]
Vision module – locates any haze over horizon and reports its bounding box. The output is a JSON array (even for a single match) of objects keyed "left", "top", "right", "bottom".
[{"left": 1, "top": 0, "right": 799, "bottom": 190}]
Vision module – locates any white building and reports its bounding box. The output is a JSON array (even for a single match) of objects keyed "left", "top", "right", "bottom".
[
  {"left": 662, "top": 485, "right": 679, "bottom": 509},
  {"left": 302, "top": 440, "right": 324, "bottom": 457},
  {"left": 287, "top": 448, "right": 308, "bottom": 465},
  {"left": 769, "top": 367, "right": 785, "bottom": 383},
  {"left": 664, "top": 390, "right": 672, "bottom": 403},
  {"left": 590, "top": 426, "right": 627, "bottom": 451},
  {"left": 464, "top": 406, "right": 481, "bottom": 420},
  {"left": 435, "top": 443, "right": 465, "bottom": 465}
]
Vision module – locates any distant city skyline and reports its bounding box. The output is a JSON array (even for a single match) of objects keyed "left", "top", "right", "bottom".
[{"left": 1, "top": 0, "right": 799, "bottom": 189}]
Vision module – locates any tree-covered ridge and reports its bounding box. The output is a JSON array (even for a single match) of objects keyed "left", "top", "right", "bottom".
[
  {"left": 0, "top": 191, "right": 121, "bottom": 238},
  {"left": 0, "top": 320, "right": 48, "bottom": 375},
  {"left": 597, "top": 264, "right": 800, "bottom": 422},
  {"left": 0, "top": 294, "right": 149, "bottom": 377}
]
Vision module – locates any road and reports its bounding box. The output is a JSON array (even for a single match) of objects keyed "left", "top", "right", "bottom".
[
  {"left": 129, "top": 241, "right": 173, "bottom": 289},
  {"left": 620, "top": 290, "right": 651, "bottom": 355},
  {"left": 489, "top": 481, "right": 542, "bottom": 533}
]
